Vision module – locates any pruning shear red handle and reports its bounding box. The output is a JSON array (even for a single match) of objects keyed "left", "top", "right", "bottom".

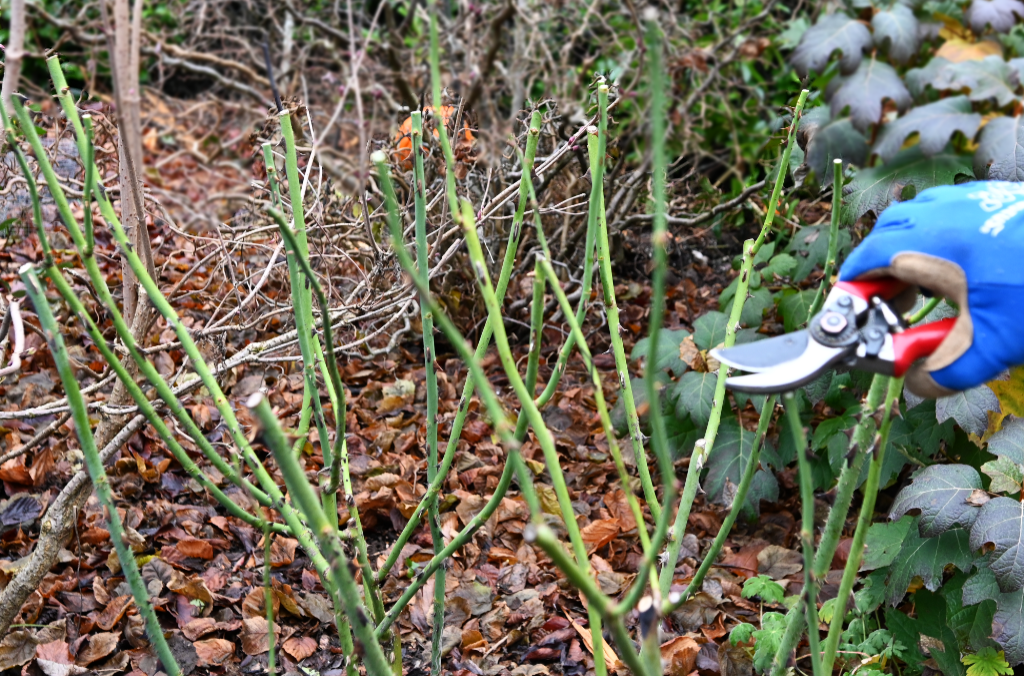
[
  {"left": 838, "top": 279, "right": 955, "bottom": 377},
  {"left": 712, "top": 277, "right": 958, "bottom": 393}
]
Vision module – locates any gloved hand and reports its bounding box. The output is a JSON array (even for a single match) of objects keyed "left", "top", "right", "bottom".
[{"left": 839, "top": 181, "right": 1024, "bottom": 398}]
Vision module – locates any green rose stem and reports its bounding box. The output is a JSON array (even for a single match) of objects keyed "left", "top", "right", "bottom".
[
  {"left": 643, "top": 13, "right": 677, "bottom": 527},
  {"left": 785, "top": 392, "right": 824, "bottom": 676},
  {"left": 373, "top": 257, "right": 548, "bottom": 641},
  {"left": 20, "top": 265, "right": 181, "bottom": 676},
  {"left": 819, "top": 376, "right": 903, "bottom": 674},
  {"left": 267, "top": 212, "right": 385, "bottom": 631},
  {"left": 373, "top": 154, "right": 623, "bottom": 675},
  {"left": 249, "top": 395, "right": 392, "bottom": 676},
  {"left": 4, "top": 99, "right": 311, "bottom": 536},
  {"left": 660, "top": 88, "right": 810, "bottom": 596},
  {"left": 807, "top": 158, "right": 845, "bottom": 317},
  {"left": 277, "top": 111, "right": 344, "bottom": 527},
  {"left": 264, "top": 519, "right": 276, "bottom": 676},
  {"left": 16, "top": 79, "right": 352, "bottom": 641},
  {"left": 1, "top": 104, "right": 289, "bottom": 537},
  {"left": 375, "top": 110, "right": 545, "bottom": 582},
  {"left": 591, "top": 83, "right": 661, "bottom": 523},
  {"left": 516, "top": 138, "right": 676, "bottom": 618},
  {"left": 769, "top": 375, "right": 883, "bottom": 675},
  {"left": 407, "top": 109, "right": 447, "bottom": 674},
  {"left": 663, "top": 395, "right": 777, "bottom": 613},
  {"left": 13, "top": 73, "right": 359, "bottom": 656}
]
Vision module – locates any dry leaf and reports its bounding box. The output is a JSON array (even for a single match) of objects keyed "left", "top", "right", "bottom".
[
  {"left": 74, "top": 633, "right": 119, "bottom": 666},
  {"left": 239, "top": 617, "right": 280, "bottom": 656},
  {"left": 580, "top": 518, "right": 620, "bottom": 554},
  {"left": 757, "top": 545, "right": 803, "bottom": 579},
  {"left": 270, "top": 536, "right": 298, "bottom": 567},
  {"left": 194, "top": 639, "right": 235, "bottom": 667},
  {"left": 35, "top": 641, "right": 85, "bottom": 676},
  {"left": 282, "top": 636, "right": 317, "bottom": 661},
  {"left": 661, "top": 635, "right": 701, "bottom": 676},
  {"left": 93, "top": 596, "right": 134, "bottom": 631},
  {"left": 567, "top": 614, "right": 623, "bottom": 670},
  {"left": 176, "top": 538, "right": 214, "bottom": 560}
]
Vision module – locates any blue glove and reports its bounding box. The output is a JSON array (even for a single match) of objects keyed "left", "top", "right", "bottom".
[{"left": 839, "top": 180, "right": 1024, "bottom": 398}]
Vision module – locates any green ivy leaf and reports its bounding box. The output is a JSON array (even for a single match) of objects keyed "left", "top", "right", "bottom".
[
  {"left": 674, "top": 371, "right": 718, "bottom": 427},
  {"left": 965, "top": 0, "right": 1024, "bottom": 33},
  {"left": 886, "top": 525, "right": 974, "bottom": 606},
  {"left": 665, "top": 412, "right": 699, "bottom": 459},
  {"left": 936, "top": 385, "right": 1001, "bottom": 437},
  {"left": 988, "top": 417, "right": 1024, "bottom": 463},
  {"left": 950, "top": 600, "right": 998, "bottom": 654},
  {"left": 631, "top": 328, "right": 691, "bottom": 377},
  {"left": 885, "top": 608, "right": 927, "bottom": 675},
  {"left": 975, "top": 114, "right": 1024, "bottom": 182},
  {"left": 890, "top": 464, "right": 984, "bottom": 536},
  {"left": 812, "top": 409, "right": 857, "bottom": 449},
  {"left": 777, "top": 288, "right": 818, "bottom": 332},
  {"left": 693, "top": 311, "right": 729, "bottom": 350},
  {"left": 903, "top": 399, "right": 956, "bottom": 456},
  {"left": 873, "top": 96, "right": 982, "bottom": 162},
  {"left": 704, "top": 419, "right": 779, "bottom": 515},
  {"left": 962, "top": 647, "right": 1013, "bottom": 676},
  {"left": 790, "top": 13, "right": 872, "bottom": 77},
  {"left": 742, "top": 575, "right": 785, "bottom": 604},
  {"left": 916, "top": 589, "right": 970, "bottom": 676},
  {"left": 786, "top": 223, "right": 853, "bottom": 282},
  {"left": 828, "top": 57, "right": 912, "bottom": 132},
  {"left": 932, "top": 56, "right": 1020, "bottom": 107},
  {"left": 762, "top": 253, "right": 797, "bottom": 280},
  {"left": 872, "top": 4, "right": 920, "bottom": 64},
  {"left": 862, "top": 515, "right": 915, "bottom": 571},
  {"left": 843, "top": 146, "right": 975, "bottom": 224},
  {"left": 855, "top": 568, "right": 890, "bottom": 614},
  {"left": 969, "top": 497, "right": 1024, "bottom": 592},
  {"left": 805, "top": 117, "right": 869, "bottom": 187},
  {"left": 982, "top": 456, "right": 1024, "bottom": 494},
  {"left": 723, "top": 286, "right": 773, "bottom": 328}
]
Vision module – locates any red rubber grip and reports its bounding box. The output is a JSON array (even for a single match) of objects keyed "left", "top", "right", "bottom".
[
  {"left": 892, "top": 318, "right": 957, "bottom": 376},
  {"left": 835, "top": 278, "right": 910, "bottom": 301}
]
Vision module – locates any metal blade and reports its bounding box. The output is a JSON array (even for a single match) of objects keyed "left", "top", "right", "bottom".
[
  {"left": 710, "top": 331, "right": 811, "bottom": 373},
  {"left": 718, "top": 340, "right": 852, "bottom": 394}
]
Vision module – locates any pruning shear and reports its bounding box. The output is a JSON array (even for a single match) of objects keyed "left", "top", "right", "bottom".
[{"left": 709, "top": 278, "right": 956, "bottom": 394}]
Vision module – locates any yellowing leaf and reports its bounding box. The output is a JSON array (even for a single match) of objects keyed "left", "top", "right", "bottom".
[
  {"left": 989, "top": 367, "right": 1024, "bottom": 419},
  {"left": 935, "top": 13, "right": 975, "bottom": 40},
  {"left": 935, "top": 38, "right": 1002, "bottom": 63},
  {"left": 962, "top": 647, "right": 1013, "bottom": 676},
  {"left": 567, "top": 614, "right": 623, "bottom": 670}
]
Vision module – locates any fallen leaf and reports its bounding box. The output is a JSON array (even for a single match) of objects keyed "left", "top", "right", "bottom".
[
  {"left": 461, "top": 629, "right": 487, "bottom": 652},
  {"left": 194, "top": 639, "right": 235, "bottom": 667},
  {"left": 93, "top": 596, "right": 134, "bottom": 631},
  {"left": 35, "top": 641, "right": 84, "bottom": 676},
  {"left": 168, "top": 575, "right": 213, "bottom": 605},
  {"left": 176, "top": 538, "right": 214, "bottom": 560},
  {"left": 282, "top": 636, "right": 317, "bottom": 661},
  {"left": 580, "top": 518, "right": 620, "bottom": 553},
  {"left": 239, "top": 617, "right": 280, "bottom": 656},
  {"left": 182, "top": 618, "right": 218, "bottom": 641},
  {"left": 270, "top": 536, "right": 298, "bottom": 567},
  {"left": 74, "top": 633, "right": 119, "bottom": 666},
  {"left": 566, "top": 614, "right": 623, "bottom": 670},
  {"left": 661, "top": 635, "right": 701, "bottom": 676},
  {"left": 757, "top": 545, "right": 803, "bottom": 579}
]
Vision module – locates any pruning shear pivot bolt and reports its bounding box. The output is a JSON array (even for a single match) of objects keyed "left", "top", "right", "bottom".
[{"left": 710, "top": 278, "right": 954, "bottom": 394}]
